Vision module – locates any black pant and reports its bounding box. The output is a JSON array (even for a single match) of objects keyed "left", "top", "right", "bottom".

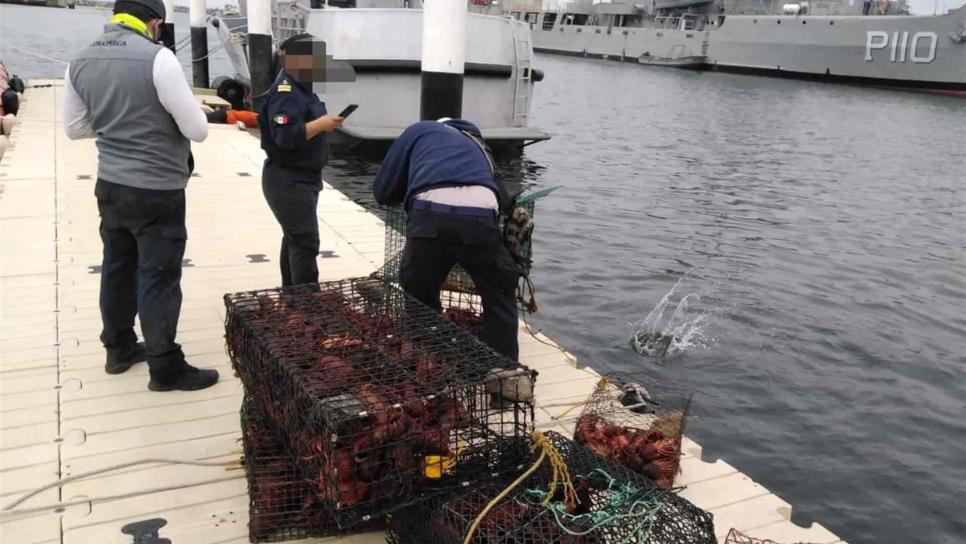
[
  {"left": 1, "top": 89, "right": 19, "bottom": 116},
  {"left": 261, "top": 163, "right": 322, "bottom": 287},
  {"left": 94, "top": 179, "right": 187, "bottom": 382},
  {"left": 399, "top": 209, "right": 520, "bottom": 360}
]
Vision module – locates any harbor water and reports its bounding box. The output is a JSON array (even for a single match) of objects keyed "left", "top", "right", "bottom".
[
  {"left": 3, "top": 5, "right": 965, "bottom": 543},
  {"left": 0, "top": 5, "right": 234, "bottom": 81}
]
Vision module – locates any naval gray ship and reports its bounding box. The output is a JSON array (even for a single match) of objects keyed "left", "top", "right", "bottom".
[{"left": 501, "top": 0, "right": 966, "bottom": 94}]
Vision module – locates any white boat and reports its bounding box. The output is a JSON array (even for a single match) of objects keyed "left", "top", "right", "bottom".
[{"left": 221, "top": 0, "right": 551, "bottom": 148}]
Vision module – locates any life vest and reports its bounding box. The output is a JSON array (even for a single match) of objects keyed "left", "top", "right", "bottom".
[{"left": 226, "top": 109, "right": 258, "bottom": 128}]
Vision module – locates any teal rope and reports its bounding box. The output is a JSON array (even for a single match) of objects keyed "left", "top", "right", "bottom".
[{"left": 523, "top": 468, "right": 673, "bottom": 543}]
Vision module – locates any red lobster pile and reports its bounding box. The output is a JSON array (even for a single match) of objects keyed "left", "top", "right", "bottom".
[
  {"left": 232, "top": 288, "right": 475, "bottom": 515},
  {"left": 443, "top": 306, "right": 483, "bottom": 335},
  {"left": 573, "top": 414, "right": 682, "bottom": 489}
]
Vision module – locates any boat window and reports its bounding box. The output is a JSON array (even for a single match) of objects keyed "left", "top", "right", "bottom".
[{"left": 542, "top": 13, "right": 557, "bottom": 30}]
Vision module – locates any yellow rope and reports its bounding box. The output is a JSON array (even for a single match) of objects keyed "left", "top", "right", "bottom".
[
  {"left": 551, "top": 375, "right": 609, "bottom": 421},
  {"left": 462, "top": 431, "right": 578, "bottom": 544},
  {"left": 536, "top": 431, "right": 578, "bottom": 508}
]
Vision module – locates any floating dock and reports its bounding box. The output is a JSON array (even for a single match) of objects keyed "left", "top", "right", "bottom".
[{"left": 1, "top": 82, "right": 847, "bottom": 544}]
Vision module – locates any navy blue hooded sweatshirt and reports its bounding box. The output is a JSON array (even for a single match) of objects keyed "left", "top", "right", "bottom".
[{"left": 372, "top": 120, "right": 499, "bottom": 209}]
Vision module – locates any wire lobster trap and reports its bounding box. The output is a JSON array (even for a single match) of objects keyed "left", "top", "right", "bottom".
[
  {"left": 241, "top": 396, "right": 338, "bottom": 542},
  {"left": 573, "top": 375, "right": 692, "bottom": 489},
  {"left": 388, "top": 431, "right": 716, "bottom": 544},
  {"left": 225, "top": 278, "right": 536, "bottom": 528},
  {"left": 377, "top": 188, "right": 553, "bottom": 325}
]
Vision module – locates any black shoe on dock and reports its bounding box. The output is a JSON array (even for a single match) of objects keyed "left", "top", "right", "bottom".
[
  {"left": 105, "top": 342, "right": 147, "bottom": 375},
  {"left": 148, "top": 365, "right": 220, "bottom": 392}
]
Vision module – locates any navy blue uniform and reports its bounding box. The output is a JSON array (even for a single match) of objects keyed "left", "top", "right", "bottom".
[
  {"left": 373, "top": 120, "right": 520, "bottom": 360},
  {"left": 259, "top": 70, "right": 329, "bottom": 287}
]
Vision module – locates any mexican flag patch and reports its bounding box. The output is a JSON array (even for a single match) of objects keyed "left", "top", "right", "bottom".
[{"left": 274, "top": 115, "right": 289, "bottom": 125}]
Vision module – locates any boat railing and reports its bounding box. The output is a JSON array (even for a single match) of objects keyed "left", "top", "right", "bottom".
[
  {"left": 654, "top": 14, "right": 707, "bottom": 30},
  {"left": 272, "top": 0, "right": 311, "bottom": 42},
  {"left": 509, "top": 19, "right": 533, "bottom": 126}
]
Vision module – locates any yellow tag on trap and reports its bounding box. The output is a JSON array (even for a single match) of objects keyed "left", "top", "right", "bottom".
[{"left": 423, "top": 454, "right": 456, "bottom": 479}]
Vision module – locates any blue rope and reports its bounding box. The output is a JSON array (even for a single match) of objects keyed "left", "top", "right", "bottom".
[{"left": 523, "top": 468, "right": 673, "bottom": 543}]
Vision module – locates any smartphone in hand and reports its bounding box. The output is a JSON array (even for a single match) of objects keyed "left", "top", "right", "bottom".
[{"left": 338, "top": 104, "right": 359, "bottom": 119}]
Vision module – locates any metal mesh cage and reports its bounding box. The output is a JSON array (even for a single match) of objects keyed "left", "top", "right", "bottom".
[
  {"left": 724, "top": 528, "right": 821, "bottom": 544},
  {"left": 388, "top": 431, "right": 716, "bottom": 544},
  {"left": 241, "top": 396, "right": 339, "bottom": 542},
  {"left": 225, "top": 278, "right": 535, "bottom": 528},
  {"left": 573, "top": 375, "right": 692, "bottom": 489},
  {"left": 379, "top": 191, "right": 541, "bottom": 299}
]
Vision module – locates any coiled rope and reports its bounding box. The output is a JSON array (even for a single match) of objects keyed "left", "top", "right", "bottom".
[{"left": 462, "top": 431, "right": 577, "bottom": 544}]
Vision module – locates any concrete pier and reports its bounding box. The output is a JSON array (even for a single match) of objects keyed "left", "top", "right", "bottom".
[{"left": 0, "top": 82, "right": 847, "bottom": 544}]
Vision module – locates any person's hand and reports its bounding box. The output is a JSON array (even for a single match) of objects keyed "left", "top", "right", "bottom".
[{"left": 315, "top": 114, "right": 344, "bottom": 132}]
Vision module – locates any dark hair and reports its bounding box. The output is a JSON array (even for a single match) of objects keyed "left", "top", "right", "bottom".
[
  {"left": 114, "top": 1, "right": 161, "bottom": 22},
  {"left": 279, "top": 33, "right": 315, "bottom": 54}
]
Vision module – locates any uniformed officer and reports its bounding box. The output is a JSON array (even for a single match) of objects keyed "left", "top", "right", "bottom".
[
  {"left": 259, "top": 34, "right": 343, "bottom": 287},
  {"left": 373, "top": 119, "right": 520, "bottom": 361}
]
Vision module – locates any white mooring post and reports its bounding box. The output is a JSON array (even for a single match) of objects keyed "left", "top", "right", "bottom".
[
  {"left": 161, "top": 0, "right": 175, "bottom": 52},
  {"left": 420, "top": 0, "right": 467, "bottom": 120},
  {"left": 190, "top": 0, "right": 209, "bottom": 88},
  {"left": 248, "top": 0, "right": 274, "bottom": 112}
]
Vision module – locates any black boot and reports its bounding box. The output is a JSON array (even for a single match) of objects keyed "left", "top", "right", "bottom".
[
  {"left": 105, "top": 342, "right": 147, "bottom": 374},
  {"left": 148, "top": 364, "right": 220, "bottom": 392}
]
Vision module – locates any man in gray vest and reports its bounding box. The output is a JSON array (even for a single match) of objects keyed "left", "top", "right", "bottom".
[{"left": 63, "top": 0, "right": 218, "bottom": 391}]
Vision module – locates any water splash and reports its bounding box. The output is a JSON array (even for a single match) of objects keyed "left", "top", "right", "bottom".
[{"left": 631, "top": 277, "right": 712, "bottom": 358}]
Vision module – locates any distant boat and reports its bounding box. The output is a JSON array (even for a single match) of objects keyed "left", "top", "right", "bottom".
[
  {"left": 508, "top": 0, "right": 966, "bottom": 95},
  {"left": 222, "top": 4, "right": 239, "bottom": 16}
]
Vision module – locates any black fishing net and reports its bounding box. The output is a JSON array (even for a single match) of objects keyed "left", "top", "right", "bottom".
[
  {"left": 225, "top": 278, "right": 535, "bottom": 528},
  {"left": 388, "top": 431, "right": 716, "bottom": 544},
  {"left": 724, "top": 528, "right": 821, "bottom": 544},
  {"left": 573, "top": 374, "right": 692, "bottom": 489}
]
